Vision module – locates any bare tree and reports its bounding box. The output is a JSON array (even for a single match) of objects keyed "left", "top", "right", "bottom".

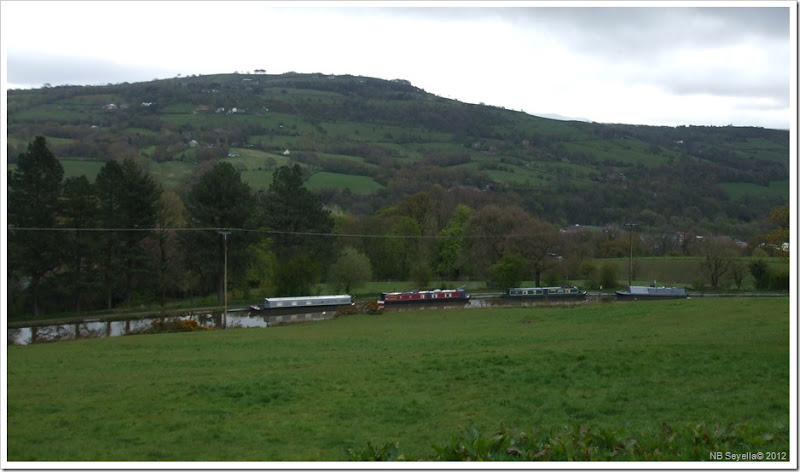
[
  {"left": 504, "top": 218, "right": 562, "bottom": 287},
  {"left": 698, "top": 237, "right": 740, "bottom": 289}
]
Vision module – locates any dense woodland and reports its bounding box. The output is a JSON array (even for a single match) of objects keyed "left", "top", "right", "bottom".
[
  {"left": 7, "top": 136, "right": 788, "bottom": 318},
  {"left": 5, "top": 73, "right": 791, "bottom": 316}
]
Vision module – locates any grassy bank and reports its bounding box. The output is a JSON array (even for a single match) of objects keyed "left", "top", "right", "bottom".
[{"left": 6, "top": 297, "right": 789, "bottom": 461}]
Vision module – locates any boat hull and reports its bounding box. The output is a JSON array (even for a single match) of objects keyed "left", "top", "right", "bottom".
[
  {"left": 501, "top": 293, "right": 586, "bottom": 300},
  {"left": 615, "top": 286, "right": 687, "bottom": 300},
  {"left": 501, "top": 286, "right": 586, "bottom": 301},
  {"left": 250, "top": 294, "right": 352, "bottom": 314}
]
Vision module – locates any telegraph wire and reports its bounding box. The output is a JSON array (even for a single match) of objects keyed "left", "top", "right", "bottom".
[{"left": 7, "top": 226, "right": 565, "bottom": 239}]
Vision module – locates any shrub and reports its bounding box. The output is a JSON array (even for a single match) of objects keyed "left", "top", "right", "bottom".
[
  {"left": 345, "top": 441, "right": 404, "bottom": 461},
  {"left": 691, "top": 279, "right": 706, "bottom": 291},
  {"left": 349, "top": 422, "right": 789, "bottom": 461},
  {"left": 581, "top": 262, "right": 600, "bottom": 289},
  {"left": 488, "top": 253, "right": 527, "bottom": 289},
  {"left": 362, "top": 300, "right": 382, "bottom": 315},
  {"left": 144, "top": 317, "right": 210, "bottom": 334},
  {"left": 599, "top": 263, "right": 619, "bottom": 289},
  {"left": 748, "top": 260, "right": 771, "bottom": 290},
  {"left": 770, "top": 271, "right": 789, "bottom": 291},
  {"left": 333, "top": 304, "right": 359, "bottom": 318},
  {"left": 544, "top": 272, "right": 562, "bottom": 287},
  {"left": 410, "top": 262, "right": 433, "bottom": 289}
]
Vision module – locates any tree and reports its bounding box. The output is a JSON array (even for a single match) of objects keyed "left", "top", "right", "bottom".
[
  {"left": 698, "top": 237, "right": 739, "bottom": 289},
  {"left": 395, "top": 191, "right": 436, "bottom": 237},
  {"left": 260, "top": 164, "right": 334, "bottom": 295},
  {"left": 488, "top": 253, "right": 528, "bottom": 289},
  {"left": 8, "top": 137, "right": 65, "bottom": 317},
  {"left": 729, "top": 259, "right": 747, "bottom": 290},
  {"left": 410, "top": 260, "right": 433, "bottom": 289},
  {"left": 504, "top": 217, "right": 561, "bottom": 287},
  {"left": 599, "top": 262, "right": 619, "bottom": 289},
  {"left": 435, "top": 204, "right": 471, "bottom": 279},
  {"left": 150, "top": 190, "right": 186, "bottom": 308},
  {"left": 748, "top": 259, "right": 771, "bottom": 290},
  {"left": 95, "top": 159, "right": 162, "bottom": 307},
  {"left": 94, "top": 160, "right": 126, "bottom": 308},
  {"left": 273, "top": 253, "right": 319, "bottom": 296},
  {"left": 386, "top": 216, "right": 420, "bottom": 280},
  {"left": 328, "top": 247, "right": 373, "bottom": 293},
  {"left": 261, "top": 164, "right": 334, "bottom": 259},
  {"left": 183, "top": 162, "right": 258, "bottom": 302},
  {"left": 59, "top": 176, "right": 99, "bottom": 312},
  {"left": 765, "top": 205, "right": 789, "bottom": 256},
  {"left": 466, "top": 205, "right": 531, "bottom": 276},
  {"left": 118, "top": 159, "right": 162, "bottom": 306}
]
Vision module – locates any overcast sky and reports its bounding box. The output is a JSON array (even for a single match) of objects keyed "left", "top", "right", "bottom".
[{"left": 1, "top": 1, "right": 795, "bottom": 129}]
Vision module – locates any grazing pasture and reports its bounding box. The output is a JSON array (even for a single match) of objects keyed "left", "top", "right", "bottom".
[{"left": 6, "top": 298, "right": 789, "bottom": 461}]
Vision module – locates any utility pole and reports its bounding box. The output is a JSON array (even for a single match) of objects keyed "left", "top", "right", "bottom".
[
  {"left": 219, "top": 230, "right": 231, "bottom": 329},
  {"left": 623, "top": 223, "right": 637, "bottom": 288}
]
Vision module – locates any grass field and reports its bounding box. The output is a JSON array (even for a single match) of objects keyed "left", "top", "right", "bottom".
[
  {"left": 6, "top": 298, "right": 789, "bottom": 462},
  {"left": 719, "top": 180, "right": 790, "bottom": 199},
  {"left": 603, "top": 256, "right": 789, "bottom": 288}
]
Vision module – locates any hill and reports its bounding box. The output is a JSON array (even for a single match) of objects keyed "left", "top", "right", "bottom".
[{"left": 6, "top": 72, "right": 789, "bottom": 235}]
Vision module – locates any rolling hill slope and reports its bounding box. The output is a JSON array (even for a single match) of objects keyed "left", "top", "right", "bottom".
[{"left": 6, "top": 72, "right": 789, "bottom": 234}]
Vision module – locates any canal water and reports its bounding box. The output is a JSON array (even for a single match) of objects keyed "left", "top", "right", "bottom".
[
  {"left": 7, "top": 310, "right": 337, "bottom": 346},
  {"left": 8, "top": 296, "right": 601, "bottom": 346}
]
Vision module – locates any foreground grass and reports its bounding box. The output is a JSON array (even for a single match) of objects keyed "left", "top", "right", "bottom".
[{"left": 6, "top": 298, "right": 789, "bottom": 461}]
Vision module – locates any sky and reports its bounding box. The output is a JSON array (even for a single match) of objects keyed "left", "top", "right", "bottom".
[{"left": 1, "top": 1, "right": 796, "bottom": 129}]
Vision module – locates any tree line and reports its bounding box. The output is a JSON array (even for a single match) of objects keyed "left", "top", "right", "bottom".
[{"left": 8, "top": 138, "right": 788, "bottom": 318}]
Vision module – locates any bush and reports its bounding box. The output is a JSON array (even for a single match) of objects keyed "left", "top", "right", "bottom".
[
  {"left": 544, "top": 272, "right": 562, "bottom": 287},
  {"left": 599, "top": 263, "right": 619, "bottom": 289},
  {"left": 488, "top": 253, "right": 527, "bottom": 289},
  {"left": 142, "top": 317, "right": 210, "bottom": 334},
  {"left": 410, "top": 262, "right": 433, "bottom": 289},
  {"left": 362, "top": 300, "right": 382, "bottom": 315},
  {"left": 348, "top": 422, "right": 789, "bottom": 461},
  {"left": 748, "top": 260, "right": 771, "bottom": 290},
  {"left": 333, "top": 304, "right": 359, "bottom": 317},
  {"left": 690, "top": 279, "right": 706, "bottom": 291},
  {"left": 770, "top": 271, "right": 789, "bottom": 291},
  {"left": 581, "top": 262, "right": 600, "bottom": 289},
  {"left": 345, "top": 441, "right": 404, "bottom": 461}
]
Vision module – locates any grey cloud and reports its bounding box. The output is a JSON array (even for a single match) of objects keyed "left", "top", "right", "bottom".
[
  {"left": 382, "top": 6, "right": 788, "bottom": 61},
  {"left": 666, "top": 79, "right": 789, "bottom": 103},
  {"left": 521, "top": 7, "right": 788, "bottom": 57},
  {"left": 7, "top": 52, "right": 179, "bottom": 88}
]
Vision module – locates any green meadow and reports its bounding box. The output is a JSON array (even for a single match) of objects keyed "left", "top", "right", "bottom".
[
  {"left": 719, "top": 180, "right": 790, "bottom": 199},
  {"left": 6, "top": 298, "right": 789, "bottom": 462}
]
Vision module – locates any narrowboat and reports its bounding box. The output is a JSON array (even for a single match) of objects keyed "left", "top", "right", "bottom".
[
  {"left": 502, "top": 286, "right": 586, "bottom": 300},
  {"left": 250, "top": 294, "right": 352, "bottom": 313},
  {"left": 615, "top": 286, "right": 687, "bottom": 300},
  {"left": 377, "top": 288, "right": 469, "bottom": 308}
]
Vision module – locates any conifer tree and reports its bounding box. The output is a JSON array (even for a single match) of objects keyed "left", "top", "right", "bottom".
[
  {"left": 8, "top": 137, "right": 64, "bottom": 317},
  {"left": 183, "top": 162, "right": 258, "bottom": 302},
  {"left": 59, "top": 175, "right": 99, "bottom": 312},
  {"left": 260, "top": 164, "right": 334, "bottom": 295}
]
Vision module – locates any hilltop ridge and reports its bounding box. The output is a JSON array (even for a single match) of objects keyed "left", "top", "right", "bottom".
[{"left": 6, "top": 72, "right": 789, "bottom": 237}]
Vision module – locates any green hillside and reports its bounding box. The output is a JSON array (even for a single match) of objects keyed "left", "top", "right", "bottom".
[{"left": 7, "top": 72, "right": 790, "bottom": 232}]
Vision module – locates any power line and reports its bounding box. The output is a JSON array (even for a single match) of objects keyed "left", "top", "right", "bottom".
[{"left": 7, "top": 226, "right": 561, "bottom": 240}]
